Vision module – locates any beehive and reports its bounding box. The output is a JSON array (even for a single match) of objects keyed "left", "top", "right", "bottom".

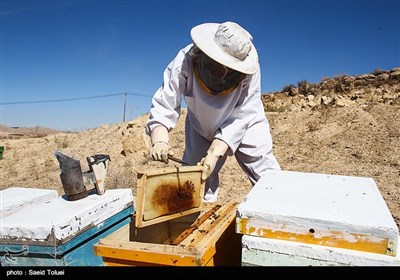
[
  {"left": 236, "top": 170, "right": 400, "bottom": 266},
  {"left": 94, "top": 166, "right": 241, "bottom": 266},
  {"left": 0, "top": 188, "right": 134, "bottom": 266},
  {"left": 93, "top": 203, "right": 242, "bottom": 266}
]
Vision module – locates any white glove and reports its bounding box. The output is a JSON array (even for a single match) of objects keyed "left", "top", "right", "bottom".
[
  {"left": 200, "top": 139, "right": 229, "bottom": 181},
  {"left": 150, "top": 125, "right": 174, "bottom": 163}
]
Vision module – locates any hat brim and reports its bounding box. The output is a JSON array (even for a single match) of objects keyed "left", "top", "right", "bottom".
[{"left": 190, "top": 23, "right": 258, "bottom": 75}]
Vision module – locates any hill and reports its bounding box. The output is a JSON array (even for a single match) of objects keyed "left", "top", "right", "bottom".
[
  {"left": 0, "top": 67, "right": 399, "bottom": 227},
  {"left": 0, "top": 125, "right": 63, "bottom": 138}
]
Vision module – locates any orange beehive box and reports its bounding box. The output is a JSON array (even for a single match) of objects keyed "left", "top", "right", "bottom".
[
  {"left": 93, "top": 166, "right": 242, "bottom": 266},
  {"left": 93, "top": 203, "right": 242, "bottom": 266}
]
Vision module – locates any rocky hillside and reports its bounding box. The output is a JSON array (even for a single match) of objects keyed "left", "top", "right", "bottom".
[{"left": 262, "top": 67, "right": 400, "bottom": 111}]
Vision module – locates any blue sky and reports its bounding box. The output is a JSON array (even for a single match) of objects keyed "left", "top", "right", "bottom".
[{"left": 1, "top": 0, "right": 399, "bottom": 131}]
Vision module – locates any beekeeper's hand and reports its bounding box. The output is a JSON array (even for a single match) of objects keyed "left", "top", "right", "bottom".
[
  {"left": 200, "top": 139, "right": 228, "bottom": 181},
  {"left": 150, "top": 125, "right": 174, "bottom": 164}
]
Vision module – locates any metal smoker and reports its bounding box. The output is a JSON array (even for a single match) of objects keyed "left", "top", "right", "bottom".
[{"left": 55, "top": 151, "right": 111, "bottom": 201}]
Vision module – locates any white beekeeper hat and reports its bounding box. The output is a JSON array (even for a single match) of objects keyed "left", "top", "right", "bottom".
[{"left": 190, "top": 21, "right": 259, "bottom": 75}]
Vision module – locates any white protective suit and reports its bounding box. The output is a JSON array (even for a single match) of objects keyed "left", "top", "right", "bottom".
[{"left": 145, "top": 43, "right": 281, "bottom": 202}]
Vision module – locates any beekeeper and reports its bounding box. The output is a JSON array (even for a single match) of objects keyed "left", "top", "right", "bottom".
[{"left": 145, "top": 21, "right": 281, "bottom": 202}]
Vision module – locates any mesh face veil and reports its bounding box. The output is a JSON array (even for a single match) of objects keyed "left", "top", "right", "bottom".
[{"left": 190, "top": 46, "right": 246, "bottom": 96}]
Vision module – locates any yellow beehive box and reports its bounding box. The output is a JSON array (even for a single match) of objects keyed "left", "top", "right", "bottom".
[{"left": 93, "top": 203, "right": 242, "bottom": 266}]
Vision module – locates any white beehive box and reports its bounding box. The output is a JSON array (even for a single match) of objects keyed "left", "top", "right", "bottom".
[
  {"left": 236, "top": 170, "right": 399, "bottom": 265},
  {"left": 0, "top": 188, "right": 134, "bottom": 266}
]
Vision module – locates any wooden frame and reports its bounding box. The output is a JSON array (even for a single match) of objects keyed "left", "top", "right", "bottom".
[{"left": 135, "top": 166, "right": 205, "bottom": 228}]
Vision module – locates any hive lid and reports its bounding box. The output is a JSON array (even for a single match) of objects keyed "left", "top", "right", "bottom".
[
  {"left": 0, "top": 189, "right": 134, "bottom": 246},
  {"left": 0, "top": 187, "right": 58, "bottom": 218},
  {"left": 135, "top": 165, "right": 205, "bottom": 228}
]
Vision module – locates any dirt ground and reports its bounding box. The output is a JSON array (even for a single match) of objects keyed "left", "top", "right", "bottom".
[{"left": 1, "top": 72, "right": 399, "bottom": 228}]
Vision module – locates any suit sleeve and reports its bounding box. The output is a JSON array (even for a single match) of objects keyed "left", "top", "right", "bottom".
[{"left": 145, "top": 48, "right": 189, "bottom": 135}]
